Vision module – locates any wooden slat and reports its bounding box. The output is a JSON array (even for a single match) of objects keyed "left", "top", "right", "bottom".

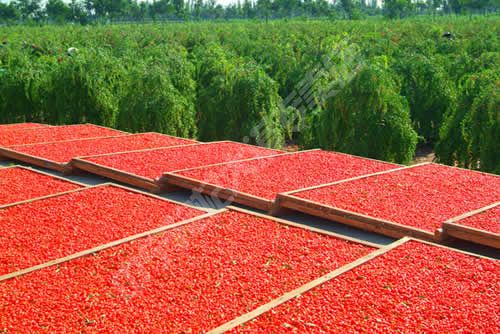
[
  {"left": 276, "top": 193, "right": 438, "bottom": 242},
  {"left": 208, "top": 237, "right": 411, "bottom": 334},
  {"left": 165, "top": 173, "right": 273, "bottom": 211},
  {"left": 442, "top": 202, "right": 500, "bottom": 249},
  {"left": 70, "top": 158, "right": 161, "bottom": 193},
  {"left": 0, "top": 147, "right": 67, "bottom": 172}
]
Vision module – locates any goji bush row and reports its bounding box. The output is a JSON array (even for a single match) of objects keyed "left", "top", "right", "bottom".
[
  {"left": 293, "top": 164, "right": 500, "bottom": 232},
  {"left": 175, "top": 151, "right": 398, "bottom": 200},
  {"left": 0, "top": 167, "right": 81, "bottom": 206},
  {"left": 233, "top": 240, "right": 499, "bottom": 333},
  {"left": 0, "top": 123, "right": 48, "bottom": 131},
  {"left": 84, "top": 142, "right": 281, "bottom": 180},
  {"left": 0, "top": 124, "right": 124, "bottom": 147},
  {"left": 0, "top": 210, "right": 372, "bottom": 332},
  {"left": 11, "top": 133, "right": 196, "bottom": 164},
  {"left": 454, "top": 205, "right": 500, "bottom": 234},
  {"left": 0, "top": 185, "right": 202, "bottom": 276}
]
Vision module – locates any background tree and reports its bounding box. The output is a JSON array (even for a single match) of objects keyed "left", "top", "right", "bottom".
[
  {"left": 383, "top": 0, "right": 414, "bottom": 18},
  {"left": 13, "top": 0, "right": 43, "bottom": 20},
  {"left": 0, "top": 2, "right": 20, "bottom": 22},
  {"left": 46, "top": 0, "right": 71, "bottom": 23}
]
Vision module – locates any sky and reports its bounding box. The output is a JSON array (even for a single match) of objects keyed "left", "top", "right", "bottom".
[{"left": 0, "top": 0, "right": 384, "bottom": 8}]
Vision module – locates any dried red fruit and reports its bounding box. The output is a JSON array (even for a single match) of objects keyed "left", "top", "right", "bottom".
[
  {"left": 0, "top": 123, "right": 48, "bottom": 131},
  {"left": 10, "top": 133, "right": 196, "bottom": 164},
  {"left": 293, "top": 164, "right": 500, "bottom": 232},
  {"left": 0, "top": 167, "right": 81, "bottom": 206},
  {"left": 175, "top": 150, "right": 398, "bottom": 200},
  {"left": 0, "top": 124, "right": 124, "bottom": 147},
  {"left": 0, "top": 210, "right": 372, "bottom": 332},
  {"left": 0, "top": 185, "right": 203, "bottom": 276},
  {"left": 232, "top": 240, "right": 499, "bottom": 333},
  {"left": 83, "top": 142, "right": 281, "bottom": 180}
]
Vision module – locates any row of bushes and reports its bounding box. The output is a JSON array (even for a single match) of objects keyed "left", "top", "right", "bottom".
[{"left": 0, "top": 18, "right": 498, "bottom": 172}]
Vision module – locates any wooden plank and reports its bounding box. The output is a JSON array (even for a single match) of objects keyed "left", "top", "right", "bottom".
[
  {"left": 227, "top": 206, "right": 382, "bottom": 249},
  {"left": 442, "top": 202, "right": 499, "bottom": 249},
  {"left": 276, "top": 193, "right": 438, "bottom": 242},
  {"left": 207, "top": 237, "right": 411, "bottom": 334},
  {"left": 0, "top": 210, "right": 221, "bottom": 282},
  {"left": 165, "top": 173, "right": 273, "bottom": 212},
  {"left": 442, "top": 223, "right": 499, "bottom": 249},
  {"left": 70, "top": 158, "right": 161, "bottom": 193},
  {"left": 0, "top": 147, "right": 67, "bottom": 172}
]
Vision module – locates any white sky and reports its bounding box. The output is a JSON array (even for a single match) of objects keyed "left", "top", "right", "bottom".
[{"left": 0, "top": 0, "right": 384, "bottom": 8}]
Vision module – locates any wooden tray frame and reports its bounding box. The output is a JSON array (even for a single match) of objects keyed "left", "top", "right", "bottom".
[
  {"left": 163, "top": 149, "right": 377, "bottom": 212},
  {"left": 0, "top": 204, "right": 378, "bottom": 283},
  {"left": 442, "top": 202, "right": 499, "bottom": 249},
  {"left": 274, "top": 163, "right": 445, "bottom": 242},
  {"left": 208, "top": 236, "right": 494, "bottom": 333},
  {"left": 0, "top": 132, "right": 196, "bottom": 174},
  {"left": 71, "top": 141, "right": 282, "bottom": 193}
]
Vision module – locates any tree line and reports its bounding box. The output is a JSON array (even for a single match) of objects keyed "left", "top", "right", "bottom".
[{"left": 0, "top": 0, "right": 498, "bottom": 24}]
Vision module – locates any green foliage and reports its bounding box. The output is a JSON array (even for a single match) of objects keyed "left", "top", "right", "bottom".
[
  {"left": 195, "top": 43, "right": 284, "bottom": 148},
  {"left": 0, "top": 16, "right": 498, "bottom": 172},
  {"left": 395, "top": 54, "right": 456, "bottom": 142},
  {"left": 45, "top": 49, "right": 125, "bottom": 126},
  {"left": 436, "top": 70, "right": 499, "bottom": 173},
  {"left": 117, "top": 46, "right": 197, "bottom": 137},
  {"left": 302, "top": 61, "right": 418, "bottom": 164}
]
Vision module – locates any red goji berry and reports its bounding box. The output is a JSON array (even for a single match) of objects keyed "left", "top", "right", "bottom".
[
  {"left": 0, "top": 167, "right": 82, "bottom": 206},
  {"left": 84, "top": 142, "right": 281, "bottom": 180},
  {"left": 176, "top": 150, "right": 398, "bottom": 200},
  {"left": 232, "top": 240, "right": 499, "bottom": 333},
  {"left": 11, "top": 133, "right": 196, "bottom": 164}
]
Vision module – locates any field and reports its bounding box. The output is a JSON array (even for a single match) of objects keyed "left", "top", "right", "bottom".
[
  {"left": 1, "top": 17, "right": 498, "bottom": 173},
  {"left": 0, "top": 14, "right": 498, "bottom": 332}
]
